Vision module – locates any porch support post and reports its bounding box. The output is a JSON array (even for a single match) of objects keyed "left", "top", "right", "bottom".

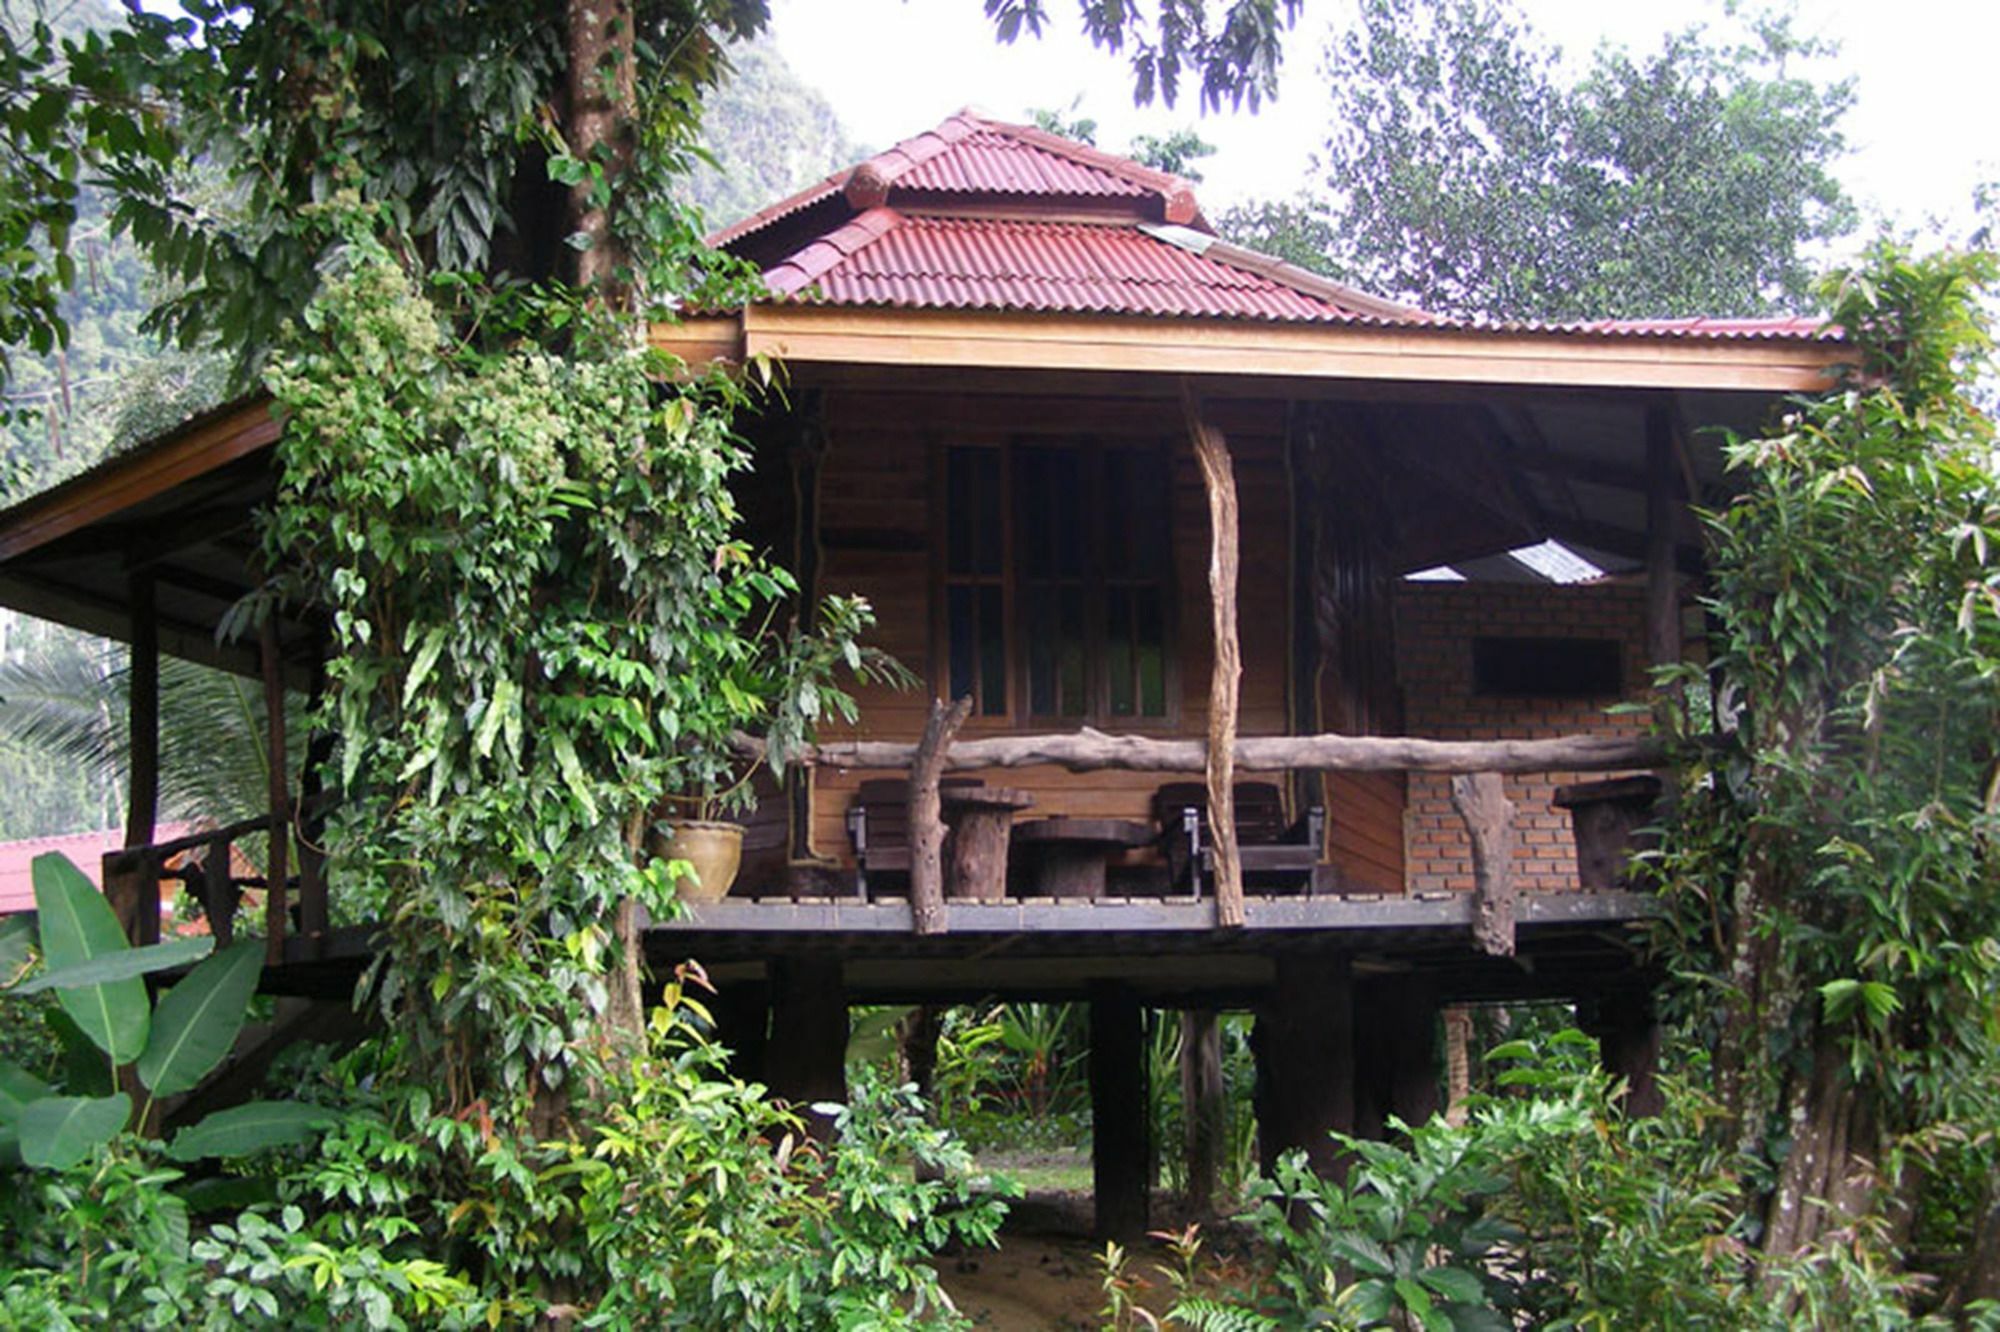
[
  {"left": 108, "top": 571, "right": 162, "bottom": 946},
  {"left": 1645, "top": 406, "right": 1683, "bottom": 679},
  {"left": 1183, "top": 383, "right": 1244, "bottom": 927},
  {"left": 124, "top": 570, "right": 158, "bottom": 851},
  {"left": 1452, "top": 771, "right": 1517, "bottom": 956},
  {"left": 909, "top": 696, "right": 970, "bottom": 936},
  {"left": 1180, "top": 1008, "right": 1225, "bottom": 1217},
  {"left": 1089, "top": 981, "right": 1150, "bottom": 1240},
  {"left": 1253, "top": 952, "right": 1354, "bottom": 1177},
  {"left": 260, "top": 615, "right": 292, "bottom": 966},
  {"left": 1355, "top": 976, "right": 1441, "bottom": 1140},
  {"left": 766, "top": 956, "right": 847, "bottom": 1138}
]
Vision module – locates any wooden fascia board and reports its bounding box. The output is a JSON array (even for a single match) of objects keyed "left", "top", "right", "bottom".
[
  {"left": 650, "top": 315, "right": 747, "bottom": 369},
  {"left": 0, "top": 401, "right": 280, "bottom": 563},
  {"left": 729, "top": 306, "right": 1843, "bottom": 395}
]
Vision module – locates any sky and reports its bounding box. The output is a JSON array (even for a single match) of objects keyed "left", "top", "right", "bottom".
[{"left": 766, "top": 0, "right": 1997, "bottom": 248}]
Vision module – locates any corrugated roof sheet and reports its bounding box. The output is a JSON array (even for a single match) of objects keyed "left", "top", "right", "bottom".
[
  {"left": 726, "top": 110, "right": 1841, "bottom": 345},
  {"left": 765, "top": 214, "right": 1367, "bottom": 321},
  {"left": 895, "top": 129, "right": 1151, "bottom": 198}
]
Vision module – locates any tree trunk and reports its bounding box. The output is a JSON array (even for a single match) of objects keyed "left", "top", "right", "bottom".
[
  {"left": 1760, "top": 1022, "right": 1882, "bottom": 1280},
  {"left": 563, "top": 0, "right": 637, "bottom": 300},
  {"left": 910, "top": 697, "right": 971, "bottom": 936}
]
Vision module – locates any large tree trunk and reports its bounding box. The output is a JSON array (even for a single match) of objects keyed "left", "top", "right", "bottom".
[
  {"left": 1760, "top": 1023, "right": 1884, "bottom": 1279},
  {"left": 564, "top": 0, "right": 637, "bottom": 300}
]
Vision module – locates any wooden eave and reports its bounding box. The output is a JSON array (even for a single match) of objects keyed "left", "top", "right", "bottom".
[
  {"left": 651, "top": 306, "right": 1844, "bottom": 396},
  {"left": 0, "top": 396, "right": 278, "bottom": 564}
]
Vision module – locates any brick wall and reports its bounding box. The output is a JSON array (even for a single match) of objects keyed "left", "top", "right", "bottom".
[{"left": 1395, "top": 580, "right": 1652, "bottom": 894}]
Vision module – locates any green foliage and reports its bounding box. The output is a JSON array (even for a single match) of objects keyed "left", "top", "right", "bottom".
[
  {"left": 0, "top": 852, "right": 325, "bottom": 1171},
  {"left": 1306, "top": 0, "right": 1855, "bottom": 319},
  {"left": 1651, "top": 245, "right": 2000, "bottom": 1261},
  {"left": 992, "top": 0, "right": 1301, "bottom": 111}
]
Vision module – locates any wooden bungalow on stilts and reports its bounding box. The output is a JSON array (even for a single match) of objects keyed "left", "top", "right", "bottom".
[{"left": 0, "top": 111, "right": 1842, "bottom": 1239}]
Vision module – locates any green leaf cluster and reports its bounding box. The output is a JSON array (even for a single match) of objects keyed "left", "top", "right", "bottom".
[{"left": 0, "top": 852, "right": 329, "bottom": 1170}]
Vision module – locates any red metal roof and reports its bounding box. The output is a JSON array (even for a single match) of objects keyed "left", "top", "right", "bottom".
[
  {"left": 0, "top": 824, "right": 204, "bottom": 920},
  {"left": 719, "top": 111, "right": 1838, "bottom": 344},
  {"left": 766, "top": 213, "right": 1370, "bottom": 321}
]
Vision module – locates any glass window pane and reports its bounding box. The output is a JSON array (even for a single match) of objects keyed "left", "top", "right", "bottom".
[
  {"left": 947, "top": 448, "right": 971, "bottom": 575},
  {"left": 1026, "top": 585, "right": 1055, "bottom": 716},
  {"left": 1137, "top": 587, "right": 1166, "bottom": 716},
  {"left": 948, "top": 586, "right": 975, "bottom": 704},
  {"left": 1059, "top": 586, "right": 1086, "bottom": 716},
  {"left": 973, "top": 448, "right": 1002, "bottom": 575},
  {"left": 978, "top": 585, "right": 1006, "bottom": 715},
  {"left": 1107, "top": 586, "right": 1134, "bottom": 716}
]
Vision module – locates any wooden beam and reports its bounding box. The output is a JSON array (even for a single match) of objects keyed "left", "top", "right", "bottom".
[
  {"left": 908, "top": 697, "right": 970, "bottom": 936},
  {"left": 1180, "top": 1009, "right": 1225, "bottom": 1216},
  {"left": 727, "top": 305, "right": 1845, "bottom": 395},
  {"left": 786, "top": 728, "right": 1665, "bottom": 776},
  {"left": 1184, "top": 384, "right": 1244, "bottom": 929},
  {"left": 1451, "top": 772, "right": 1517, "bottom": 957}
]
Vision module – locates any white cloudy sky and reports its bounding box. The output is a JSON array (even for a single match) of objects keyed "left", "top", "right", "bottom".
[{"left": 766, "top": 0, "right": 1997, "bottom": 249}]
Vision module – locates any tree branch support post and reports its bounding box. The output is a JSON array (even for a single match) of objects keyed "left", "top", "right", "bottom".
[
  {"left": 1184, "top": 383, "right": 1243, "bottom": 928},
  {"left": 1451, "top": 771, "right": 1517, "bottom": 956},
  {"left": 909, "top": 696, "right": 971, "bottom": 936}
]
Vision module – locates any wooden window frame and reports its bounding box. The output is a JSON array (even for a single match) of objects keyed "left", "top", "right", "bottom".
[{"left": 931, "top": 436, "right": 1180, "bottom": 732}]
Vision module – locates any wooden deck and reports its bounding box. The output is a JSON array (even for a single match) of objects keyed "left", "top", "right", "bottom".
[{"left": 261, "top": 890, "right": 1658, "bottom": 1006}]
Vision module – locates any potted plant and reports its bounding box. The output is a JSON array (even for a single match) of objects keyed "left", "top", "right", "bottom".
[{"left": 653, "top": 583, "right": 906, "bottom": 903}]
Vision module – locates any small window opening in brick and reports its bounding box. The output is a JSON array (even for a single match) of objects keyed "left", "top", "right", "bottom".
[{"left": 1472, "top": 636, "right": 1621, "bottom": 697}]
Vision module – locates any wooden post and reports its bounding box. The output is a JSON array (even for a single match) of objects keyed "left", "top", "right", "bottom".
[
  {"left": 108, "top": 571, "right": 162, "bottom": 946},
  {"left": 1451, "top": 772, "right": 1517, "bottom": 957},
  {"left": 1253, "top": 952, "right": 1354, "bottom": 1178},
  {"left": 1183, "top": 384, "right": 1244, "bottom": 928},
  {"left": 1180, "top": 1008, "right": 1225, "bottom": 1216},
  {"left": 1588, "top": 989, "right": 1664, "bottom": 1118},
  {"left": 712, "top": 979, "right": 771, "bottom": 1084},
  {"left": 1089, "top": 981, "right": 1150, "bottom": 1240},
  {"left": 260, "top": 616, "right": 291, "bottom": 966},
  {"left": 125, "top": 571, "right": 158, "bottom": 851},
  {"left": 766, "top": 957, "right": 847, "bottom": 1139},
  {"left": 909, "top": 696, "right": 971, "bottom": 936},
  {"left": 295, "top": 666, "right": 334, "bottom": 956},
  {"left": 1645, "top": 405, "right": 1683, "bottom": 681}
]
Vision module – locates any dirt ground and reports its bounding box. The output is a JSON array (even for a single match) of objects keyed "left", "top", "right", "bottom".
[
  {"left": 935, "top": 1189, "right": 1193, "bottom": 1332},
  {"left": 938, "top": 1230, "right": 1169, "bottom": 1331}
]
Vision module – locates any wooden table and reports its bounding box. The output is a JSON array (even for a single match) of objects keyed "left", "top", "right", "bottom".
[
  {"left": 1011, "top": 817, "right": 1155, "bottom": 899},
  {"left": 941, "top": 787, "right": 1035, "bottom": 901}
]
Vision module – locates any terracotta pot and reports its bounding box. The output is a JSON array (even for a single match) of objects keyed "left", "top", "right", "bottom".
[{"left": 654, "top": 819, "right": 744, "bottom": 903}]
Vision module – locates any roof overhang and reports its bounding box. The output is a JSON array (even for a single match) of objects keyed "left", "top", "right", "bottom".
[{"left": 654, "top": 305, "right": 1843, "bottom": 396}]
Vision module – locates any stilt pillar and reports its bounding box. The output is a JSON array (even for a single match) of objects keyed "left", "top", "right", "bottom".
[
  {"left": 1354, "top": 976, "right": 1441, "bottom": 1140},
  {"left": 1089, "top": 981, "right": 1150, "bottom": 1240},
  {"left": 1180, "top": 1009, "right": 1225, "bottom": 1216},
  {"left": 1253, "top": 952, "right": 1354, "bottom": 1177},
  {"left": 711, "top": 979, "right": 771, "bottom": 1084},
  {"left": 765, "top": 957, "right": 847, "bottom": 1137},
  {"left": 1587, "top": 989, "right": 1663, "bottom": 1118}
]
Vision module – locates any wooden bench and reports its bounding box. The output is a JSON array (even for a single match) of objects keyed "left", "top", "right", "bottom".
[{"left": 1153, "top": 780, "right": 1332, "bottom": 896}]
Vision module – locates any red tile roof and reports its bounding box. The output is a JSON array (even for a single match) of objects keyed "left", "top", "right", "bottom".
[{"left": 714, "top": 110, "right": 1837, "bottom": 344}]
